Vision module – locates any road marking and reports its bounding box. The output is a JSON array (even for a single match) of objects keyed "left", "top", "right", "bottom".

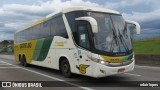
[
  {"left": 0, "top": 67, "right": 20, "bottom": 68},
  {"left": 0, "top": 60, "right": 94, "bottom": 90},
  {"left": 0, "top": 61, "right": 19, "bottom": 68},
  {"left": 0, "top": 57, "right": 13, "bottom": 61},
  {"left": 0, "top": 64, "right": 10, "bottom": 65},
  {"left": 124, "top": 73, "right": 141, "bottom": 77},
  {"left": 1, "top": 61, "right": 20, "bottom": 66},
  {"left": 136, "top": 65, "right": 160, "bottom": 69}
]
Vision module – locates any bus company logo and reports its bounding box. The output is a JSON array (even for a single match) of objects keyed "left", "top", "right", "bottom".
[
  {"left": 76, "top": 64, "right": 89, "bottom": 74},
  {"left": 55, "top": 41, "right": 66, "bottom": 46},
  {"left": 20, "top": 42, "right": 32, "bottom": 48},
  {"left": 2, "top": 82, "right": 11, "bottom": 87},
  {"left": 110, "top": 58, "right": 122, "bottom": 63},
  {"left": 110, "top": 58, "right": 119, "bottom": 61}
]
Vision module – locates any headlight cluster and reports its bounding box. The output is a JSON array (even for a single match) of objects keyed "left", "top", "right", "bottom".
[
  {"left": 92, "top": 58, "right": 109, "bottom": 65},
  {"left": 87, "top": 55, "right": 109, "bottom": 65}
]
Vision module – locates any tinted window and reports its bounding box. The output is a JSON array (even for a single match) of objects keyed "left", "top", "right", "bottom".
[
  {"left": 15, "top": 14, "right": 68, "bottom": 43},
  {"left": 36, "top": 24, "right": 41, "bottom": 39},
  {"left": 41, "top": 21, "right": 50, "bottom": 38},
  {"left": 28, "top": 28, "right": 32, "bottom": 40},
  {"left": 65, "top": 11, "right": 86, "bottom": 39},
  {"left": 17, "top": 32, "right": 20, "bottom": 42},
  {"left": 77, "top": 22, "right": 90, "bottom": 50},
  {"left": 19, "top": 32, "right": 22, "bottom": 42},
  {"left": 50, "top": 18, "right": 56, "bottom": 36},
  {"left": 25, "top": 30, "right": 28, "bottom": 41},
  {"left": 31, "top": 27, "right": 36, "bottom": 39},
  {"left": 50, "top": 16, "right": 68, "bottom": 38}
]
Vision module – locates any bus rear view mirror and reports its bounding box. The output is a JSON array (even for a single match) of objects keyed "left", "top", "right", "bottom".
[
  {"left": 126, "top": 20, "right": 141, "bottom": 34},
  {"left": 75, "top": 17, "right": 98, "bottom": 33}
]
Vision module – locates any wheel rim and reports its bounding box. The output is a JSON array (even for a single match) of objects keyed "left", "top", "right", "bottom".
[
  {"left": 63, "top": 63, "right": 69, "bottom": 73},
  {"left": 20, "top": 58, "right": 24, "bottom": 66}
]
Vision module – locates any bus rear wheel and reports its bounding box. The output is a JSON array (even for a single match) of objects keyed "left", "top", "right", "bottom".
[
  {"left": 23, "top": 57, "right": 28, "bottom": 67},
  {"left": 20, "top": 56, "right": 28, "bottom": 67},
  {"left": 20, "top": 57, "right": 24, "bottom": 66},
  {"left": 60, "top": 59, "right": 72, "bottom": 78}
]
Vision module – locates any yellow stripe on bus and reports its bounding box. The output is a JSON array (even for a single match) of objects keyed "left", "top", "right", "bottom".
[{"left": 100, "top": 55, "right": 124, "bottom": 63}]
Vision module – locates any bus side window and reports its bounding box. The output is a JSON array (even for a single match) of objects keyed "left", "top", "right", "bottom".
[
  {"left": 42, "top": 21, "right": 50, "bottom": 38},
  {"left": 50, "top": 16, "right": 68, "bottom": 38},
  {"left": 50, "top": 18, "right": 56, "bottom": 36},
  {"left": 19, "top": 32, "right": 22, "bottom": 42},
  {"left": 77, "top": 23, "right": 90, "bottom": 50},
  {"left": 29, "top": 28, "right": 32, "bottom": 40}
]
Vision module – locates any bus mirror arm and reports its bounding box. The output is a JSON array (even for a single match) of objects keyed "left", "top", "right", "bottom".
[
  {"left": 126, "top": 20, "right": 141, "bottom": 34},
  {"left": 75, "top": 17, "right": 98, "bottom": 33}
]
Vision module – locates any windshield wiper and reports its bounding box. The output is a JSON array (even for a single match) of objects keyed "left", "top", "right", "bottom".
[
  {"left": 117, "top": 28, "right": 129, "bottom": 51},
  {"left": 110, "top": 28, "right": 120, "bottom": 52}
]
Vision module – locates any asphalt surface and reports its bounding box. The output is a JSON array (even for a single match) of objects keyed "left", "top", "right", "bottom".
[{"left": 0, "top": 55, "right": 160, "bottom": 90}]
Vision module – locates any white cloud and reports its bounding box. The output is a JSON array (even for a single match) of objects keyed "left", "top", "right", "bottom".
[
  {"left": 0, "top": 0, "right": 99, "bottom": 29},
  {"left": 4, "top": 23, "right": 22, "bottom": 29},
  {"left": 1, "top": 0, "right": 99, "bottom": 16},
  {"left": 105, "top": 0, "right": 152, "bottom": 9},
  {"left": 122, "top": 9, "right": 160, "bottom": 22},
  {"left": 0, "top": 0, "right": 100, "bottom": 41},
  {"left": 0, "top": 23, "right": 5, "bottom": 27},
  {"left": 0, "top": 0, "right": 160, "bottom": 41},
  {"left": 0, "top": 32, "right": 13, "bottom": 41}
]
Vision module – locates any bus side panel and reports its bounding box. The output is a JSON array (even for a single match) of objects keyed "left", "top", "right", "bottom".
[
  {"left": 30, "top": 37, "right": 57, "bottom": 69},
  {"left": 53, "top": 36, "right": 76, "bottom": 72},
  {"left": 14, "top": 40, "right": 37, "bottom": 64},
  {"left": 55, "top": 48, "right": 75, "bottom": 72},
  {"left": 26, "top": 40, "right": 37, "bottom": 64}
]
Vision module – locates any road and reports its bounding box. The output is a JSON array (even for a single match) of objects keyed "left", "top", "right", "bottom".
[{"left": 0, "top": 55, "right": 160, "bottom": 90}]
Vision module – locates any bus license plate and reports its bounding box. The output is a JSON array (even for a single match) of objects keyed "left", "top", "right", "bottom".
[{"left": 118, "top": 68, "right": 125, "bottom": 73}]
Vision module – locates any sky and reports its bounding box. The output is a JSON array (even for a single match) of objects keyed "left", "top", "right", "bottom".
[{"left": 0, "top": 0, "right": 160, "bottom": 41}]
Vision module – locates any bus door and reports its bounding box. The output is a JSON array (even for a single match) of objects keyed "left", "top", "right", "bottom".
[{"left": 74, "top": 21, "right": 93, "bottom": 76}]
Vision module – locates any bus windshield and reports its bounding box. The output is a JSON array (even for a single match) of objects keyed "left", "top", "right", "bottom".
[{"left": 87, "top": 12, "right": 132, "bottom": 53}]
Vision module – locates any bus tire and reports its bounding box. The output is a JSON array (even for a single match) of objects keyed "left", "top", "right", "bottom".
[
  {"left": 23, "top": 56, "right": 28, "bottom": 67},
  {"left": 60, "top": 59, "right": 72, "bottom": 78},
  {"left": 20, "top": 57, "right": 24, "bottom": 66}
]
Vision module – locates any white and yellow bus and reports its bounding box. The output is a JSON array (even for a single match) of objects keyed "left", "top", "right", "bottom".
[{"left": 14, "top": 6, "right": 140, "bottom": 78}]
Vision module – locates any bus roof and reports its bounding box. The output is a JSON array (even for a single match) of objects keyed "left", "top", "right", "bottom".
[
  {"left": 62, "top": 6, "right": 120, "bottom": 14},
  {"left": 15, "top": 6, "right": 120, "bottom": 33}
]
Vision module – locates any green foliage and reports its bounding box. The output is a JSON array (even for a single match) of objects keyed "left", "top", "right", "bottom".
[
  {"left": 133, "top": 40, "right": 160, "bottom": 55},
  {"left": 0, "top": 40, "right": 14, "bottom": 54}
]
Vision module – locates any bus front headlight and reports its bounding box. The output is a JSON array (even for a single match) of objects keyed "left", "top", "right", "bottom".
[
  {"left": 100, "top": 60, "right": 105, "bottom": 64},
  {"left": 99, "top": 60, "right": 109, "bottom": 65},
  {"left": 92, "top": 58, "right": 109, "bottom": 65},
  {"left": 87, "top": 55, "right": 109, "bottom": 65}
]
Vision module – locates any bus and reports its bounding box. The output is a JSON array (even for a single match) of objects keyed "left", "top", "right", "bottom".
[{"left": 14, "top": 6, "right": 140, "bottom": 78}]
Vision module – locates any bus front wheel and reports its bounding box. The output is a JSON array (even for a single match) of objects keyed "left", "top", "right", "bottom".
[{"left": 60, "top": 59, "right": 72, "bottom": 78}]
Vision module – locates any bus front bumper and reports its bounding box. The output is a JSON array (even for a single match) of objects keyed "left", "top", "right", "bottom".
[{"left": 92, "top": 60, "right": 135, "bottom": 78}]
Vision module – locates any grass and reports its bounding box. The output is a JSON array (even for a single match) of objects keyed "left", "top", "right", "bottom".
[{"left": 133, "top": 40, "right": 160, "bottom": 55}]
